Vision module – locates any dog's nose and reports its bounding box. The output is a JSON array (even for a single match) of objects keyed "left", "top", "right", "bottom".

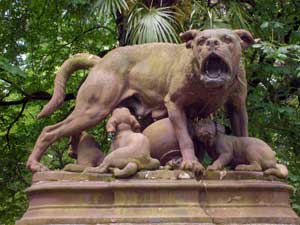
[{"left": 206, "top": 38, "right": 220, "bottom": 49}]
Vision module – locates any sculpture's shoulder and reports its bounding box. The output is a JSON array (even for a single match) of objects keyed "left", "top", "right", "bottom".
[
  {"left": 105, "top": 42, "right": 188, "bottom": 59},
  {"left": 124, "top": 42, "right": 186, "bottom": 50},
  {"left": 236, "top": 136, "right": 268, "bottom": 146},
  {"left": 212, "top": 133, "right": 240, "bottom": 153}
]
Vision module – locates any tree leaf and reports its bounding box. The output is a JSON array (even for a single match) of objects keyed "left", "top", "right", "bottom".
[{"left": 0, "top": 56, "right": 25, "bottom": 78}]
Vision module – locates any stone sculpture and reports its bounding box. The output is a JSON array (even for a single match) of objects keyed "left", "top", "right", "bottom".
[
  {"left": 18, "top": 27, "right": 299, "bottom": 225},
  {"left": 65, "top": 117, "right": 201, "bottom": 173},
  {"left": 142, "top": 117, "right": 205, "bottom": 166},
  {"left": 63, "top": 132, "right": 105, "bottom": 172},
  {"left": 64, "top": 115, "right": 288, "bottom": 179},
  {"left": 194, "top": 119, "right": 288, "bottom": 178},
  {"left": 84, "top": 108, "right": 160, "bottom": 177},
  {"left": 26, "top": 28, "right": 255, "bottom": 173},
  {"left": 64, "top": 117, "right": 203, "bottom": 172}
]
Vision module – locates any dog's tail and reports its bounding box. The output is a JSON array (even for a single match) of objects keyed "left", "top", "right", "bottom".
[
  {"left": 37, "top": 53, "right": 101, "bottom": 119},
  {"left": 264, "top": 164, "right": 288, "bottom": 179}
]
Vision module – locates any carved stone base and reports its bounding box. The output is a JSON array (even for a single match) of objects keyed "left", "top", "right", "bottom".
[{"left": 16, "top": 170, "right": 299, "bottom": 225}]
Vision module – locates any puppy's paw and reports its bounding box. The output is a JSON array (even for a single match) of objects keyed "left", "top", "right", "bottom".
[
  {"left": 83, "top": 165, "right": 107, "bottom": 174},
  {"left": 67, "top": 147, "right": 77, "bottom": 159},
  {"left": 63, "top": 163, "right": 85, "bottom": 172}
]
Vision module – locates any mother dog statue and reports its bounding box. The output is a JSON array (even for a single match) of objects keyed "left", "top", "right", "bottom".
[{"left": 26, "top": 28, "right": 254, "bottom": 173}]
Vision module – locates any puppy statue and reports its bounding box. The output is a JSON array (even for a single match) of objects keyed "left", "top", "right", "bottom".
[
  {"left": 194, "top": 119, "right": 288, "bottom": 178},
  {"left": 63, "top": 132, "right": 105, "bottom": 172},
  {"left": 84, "top": 108, "right": 160, "bottom": 178}
]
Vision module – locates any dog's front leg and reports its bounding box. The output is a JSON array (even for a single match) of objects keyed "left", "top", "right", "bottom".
[
  {"left": 226, "top": 99, "right": 248, "bottom": 137},
  {"left": 165, "top": 97, "right": 204, "bottom": 173},
  {"left": 67, "top": 133, "right": 81, "bottom": 158}
]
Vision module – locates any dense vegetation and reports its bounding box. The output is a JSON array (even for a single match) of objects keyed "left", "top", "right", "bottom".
[{"left": 1, "top": 1, "right": 299, "bottom": 224}]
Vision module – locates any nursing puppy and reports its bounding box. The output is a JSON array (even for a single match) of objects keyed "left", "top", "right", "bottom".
[
  {"left": 63, "top": 132, "right": 105, "bottom": 172},
  {"left": 84, "top": 108, "right": 160, "bottom": 178},
  {"left": 194, "top": 119, "right": 288, "bottom": 178}
]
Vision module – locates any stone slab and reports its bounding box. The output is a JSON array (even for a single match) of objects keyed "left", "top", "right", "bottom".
[
  {"left": 32, "top": 169, "right": 283, "bottom": 183},
  {"left": 17, "top": 170, "right": 299, "bottom": 225}
]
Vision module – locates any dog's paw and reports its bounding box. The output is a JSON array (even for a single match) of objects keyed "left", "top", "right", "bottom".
[
  {"left": 207, "top": 164, "right": 221, "bottom": 171},
  {"left": 165, "top": 157, "right": 182, "bottom": 170},
  {"left": 26, "top": 160, "right": 49, "bottom": 173},
  {"left": 180, "top": 160, "right": 204, "bottom": 174}
]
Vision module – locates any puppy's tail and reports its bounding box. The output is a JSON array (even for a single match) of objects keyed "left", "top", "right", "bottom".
[
  {"left": 37, "top": 53, "right": 101, "bottom": 119},
  {"left": 264, "top": 164, "right": 288, "bottom": 179}
]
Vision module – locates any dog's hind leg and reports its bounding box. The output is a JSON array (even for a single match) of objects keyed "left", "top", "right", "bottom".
[
  {"left": 27, "top": 107, "right": 111, "bottom": 172},
  {"left": 112, "top": 162, "right": 138, "bottom": 178},
  {"left": 27, "top": 70, "right": 126, "bottom": 173},
  {"left": 235, "top": 162, "right": 262, "bottom": 171}
]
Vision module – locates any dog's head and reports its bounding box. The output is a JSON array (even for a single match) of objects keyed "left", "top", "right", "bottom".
[
  {"left": 180, "top": 28, "right": 254, "bottom": 89},
  {"left": 193, "top": 119, "right": 225, "bottom": 143}
]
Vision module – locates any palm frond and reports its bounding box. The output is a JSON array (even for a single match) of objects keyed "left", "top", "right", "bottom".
[
  {"left": 126, "top": 5, "right": 181, "bottom": 44},
  {"left": 191, "top": 1, "right": 220, "bottom": 30},
  {"left": 94, "top": 0, "right": 129, "bottom": 18},
  {"left": 226, "top": 1, "right": 251, "bottom": 30},
  {"left": 191, "top": 0, "right": 253, "bottom": 30}
]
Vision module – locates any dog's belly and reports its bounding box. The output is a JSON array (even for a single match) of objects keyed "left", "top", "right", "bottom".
[
  {"left": 186, "top": 94, "right": 229, "bottom": 118},
  {"left": 128, "top": 78, "right": 168, "bottom": 107},
  {"left": 126, "top": 50, "right": 176, "bottom": 104},
  {"left": 132, "top": 87, "right": 165, "bottom": 107},
  {"left": 118, "top": 93, "right": 165, "bottom": 121},
  {"left": 127, "top": 73, "right": 168, "bottom": 114}
]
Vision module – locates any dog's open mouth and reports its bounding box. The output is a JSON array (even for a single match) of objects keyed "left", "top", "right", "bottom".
[{"left": 202, "top": 53, "right": 229, "bottom": 78}]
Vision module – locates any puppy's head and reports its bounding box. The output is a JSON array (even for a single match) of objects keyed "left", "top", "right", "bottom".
[
  {"left": 180, "top": 28, "right": 254, "bottom": 89},
  {"left": 194, "top": 119, "right": 225, "bottom": 142},
  {"left": 110, "top": 107, "right": 141, "bottom": 132}
]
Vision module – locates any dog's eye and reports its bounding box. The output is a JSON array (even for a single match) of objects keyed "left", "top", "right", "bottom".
[
  {"left": 222, "top": 35, "right": 232, "bottom": 44},
  {"left": 196, "top": 37, "right": 207, "bottom": 46}
]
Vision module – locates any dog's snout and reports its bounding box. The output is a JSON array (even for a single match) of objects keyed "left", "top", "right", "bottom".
[{"left": 206, "top": 38, "right": 220, "bottom": 48}]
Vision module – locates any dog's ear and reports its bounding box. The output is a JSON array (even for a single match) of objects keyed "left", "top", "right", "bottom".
[
  {"left": 129, "top": 115, "right": 141, "bottom": 132},
  {"left": 234, "top": 29, "right": 255, "bottom": 49},
  {"left": 106, "top": 117, "right": 117, "bottom": 133},
  {"left": 216, "top": 123, "right": 225, "bottom": 134},
  {"left": 180, "top": 30, "right": 198, "bottom": 48}
]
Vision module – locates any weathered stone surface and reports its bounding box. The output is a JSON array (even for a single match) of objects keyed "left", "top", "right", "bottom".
[
  {"left": 32, "top": 169, "right": 282, "bottom": 183},
  {"left": 17, "top": 170, "right": 299, "bottom": 225}
]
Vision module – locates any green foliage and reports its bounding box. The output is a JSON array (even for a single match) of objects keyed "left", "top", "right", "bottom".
[
  {"left": 93, "top": 0, "right": 183, "bottom": 44},
  {"left": 1, "top": 0, "right": 300, "bottom": 224},
  {"left": 126, "top": 4, "right": 181, "bottom": 44},
  {"left": 95, "top": 0, "right": 129, "bottom": 18}
]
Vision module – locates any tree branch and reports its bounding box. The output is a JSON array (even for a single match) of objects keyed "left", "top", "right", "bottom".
[
  {"left": 36, "top": 24, "right": 116, "bottom": 72},
  {"left": 0, "top": 92, "right": 75, "bottom": 106},
  {"left": 239, "top": 0, "right": 256, "bottom": 8},
  {"left": 0, "top": 77, "right": 27, "bottom": 96},
  {"left": 6, "top": 101, "right": 28, "bottom": 150},
  {"left": 59, "top": 24, "right": 116, "bottom": 49}
]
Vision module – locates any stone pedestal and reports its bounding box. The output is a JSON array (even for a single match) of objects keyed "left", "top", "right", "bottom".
[{"left": 16, "top": 170, "right": 299, "bottom": 225}]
